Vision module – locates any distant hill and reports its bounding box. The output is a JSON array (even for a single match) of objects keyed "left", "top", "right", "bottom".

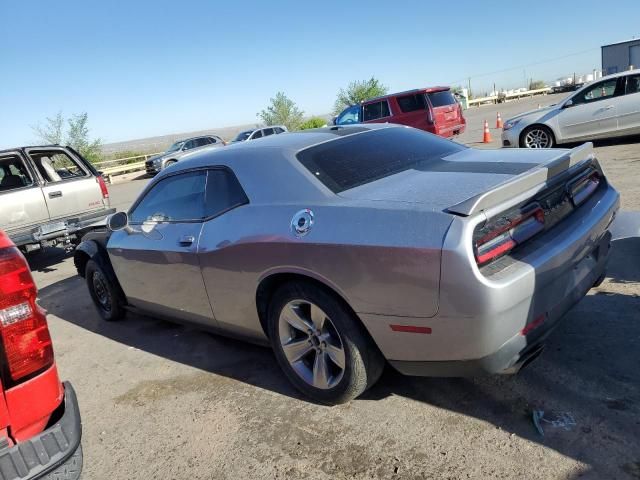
[{"left": 101, "top": 114, "right": 332, "bottom": 156}]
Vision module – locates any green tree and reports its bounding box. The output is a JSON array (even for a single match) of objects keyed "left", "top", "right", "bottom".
[
  {"left": 257, "top": 92, "right": 304, "bottom": 131},
  {"left": 67, "top": 113, "right": 102, "bottom": 163},
  {"left": 299, "top": 117, "right": 327, "bottom": 130},
  {"left": 529, "top": 80, "right": 546, "bottom": 90},
  {"left": 32, "top": 112, "right": 103, "bottom": 163},
  {"left": 333, "top": 77, "right": 388, "bottom": 115},
  {"left": 32, "top": 111, "right": 65, "bottom": 144}
]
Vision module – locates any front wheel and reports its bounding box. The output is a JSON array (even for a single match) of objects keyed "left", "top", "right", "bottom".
[
  {"left": 85, "top": 259, "right": 125, "bottom": 321},
  {"left": 267, "top": 281, "right": 384, "bottom": 404},
  {"left": 520, "top": 125, "right": 555, "bottom": 148}
]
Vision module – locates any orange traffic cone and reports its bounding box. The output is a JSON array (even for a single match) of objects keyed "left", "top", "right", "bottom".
[
  {"left": 496, "top": 112, "right": 503, "bottom": 129},
  {"left": 482, "top": 120, "right": 492, "bottom": 143}
]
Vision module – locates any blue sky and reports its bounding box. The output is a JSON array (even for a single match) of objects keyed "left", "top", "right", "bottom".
[{"left": 1, "top": 0, "right": 639, "bottom": 146}]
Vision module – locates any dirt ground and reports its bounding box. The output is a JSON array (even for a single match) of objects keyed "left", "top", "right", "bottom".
[{"left": 30, "top": 97, "right": 640, "bottom": 479}]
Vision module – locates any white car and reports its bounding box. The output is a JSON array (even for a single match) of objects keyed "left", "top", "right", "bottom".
[
  {"left": 502, "top": 69, "right": 640, "bottom": 148},
  {"left": 231, "top": 126, "right": 288, "bottom": 143}
]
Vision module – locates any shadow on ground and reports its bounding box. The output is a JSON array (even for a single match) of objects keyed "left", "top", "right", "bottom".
[{"left": 38, "top": 237, "right": 640, "bottom": 479}]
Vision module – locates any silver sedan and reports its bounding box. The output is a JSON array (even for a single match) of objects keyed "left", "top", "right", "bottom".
[
  {"left": 75, "top": 124, "right": 619, "bottom": 403},
  {"left": 502, "top": 69, "right": 640, "bottom": 148}
]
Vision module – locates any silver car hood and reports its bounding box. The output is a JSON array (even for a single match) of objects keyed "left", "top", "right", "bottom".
[
  {"left": 339, "top": 146, "right": 583, "bottom": 214},
  {"left": 505, "top": 104, "right": 557, "bottom": 123}
]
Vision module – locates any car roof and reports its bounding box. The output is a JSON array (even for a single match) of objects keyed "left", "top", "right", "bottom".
[
  {"left": 365, "top": 86, "right": 451, "bottom": 103},
  {"left": 153, "top": 124, "right": 400, "bottom": 203},
  {"left": 0, "top": 144, "right": 63, "bottom": 154},
  {"left": 598, "top": 68, "right": 640, "bottom": 81}
]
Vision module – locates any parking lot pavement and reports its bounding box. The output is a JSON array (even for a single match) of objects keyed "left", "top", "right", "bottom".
[{"left": 30, "top": 102, "right": 640, "bottom": 479}]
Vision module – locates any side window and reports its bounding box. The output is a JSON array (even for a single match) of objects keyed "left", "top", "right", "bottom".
[
  {"left": 130, "top": 171, "right": 207, "bottom": 223},
  {"left": 573, "top": 79, "right": 619, "bottom": 105},
  {"left": 625, "top": 75, "right": 640, "bottom": 95},
  {"left": 336, "top": 105, "right": 361, "bottom": 125},
  {"left": 362, "top": 100, "right": 390, "bottom": 121},
  {"left": 208, "top": 137, "right": 218, "bottom": 144},
  {"left": 29, "top": 150, "right": 87, "bottom": 182},
  {"left": 193, "top": 138, "right": 208, "bottom": 148},
  {"left": 397, "top": 94, "right": 427, "bottom": 113},
  {"left": 263, "top": 128, "right": 275, "bottom": 136},
  {"left": 251, "top": 130, "right": 263, "bottom": 140},
  {"left": 274, "top": 127, "right": 285, "bottom": 134},
  {"left": 205, "top": 169, "right": 249, "bottom": 218},
  {"left": 0, "top": 154, "right": 33, "bottom": 192},
  {"left": 183, "top": 140, "right": 196, "bottom": 150}
]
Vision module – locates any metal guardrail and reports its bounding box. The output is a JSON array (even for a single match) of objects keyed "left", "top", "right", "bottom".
[
  {"left": 467, "top": 87, "right": 552, "bottom": 107},
  {"left": 94, "top": 152, "right": 162, "bottom": 183}
]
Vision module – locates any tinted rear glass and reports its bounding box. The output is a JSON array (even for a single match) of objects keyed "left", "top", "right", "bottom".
[
  {"left": 427, "top": 90, "right": 457, "bottom": 107},
  {"left": 397, "top": 94, "right": 427, "bottom": 112},
  {"left": 363, "top": 100, "right": 390, "bottom": 121},
  {"left": 297, "top": 127, "right": 466, "bottom": 193}
]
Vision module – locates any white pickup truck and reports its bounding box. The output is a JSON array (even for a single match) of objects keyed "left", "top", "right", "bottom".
[{"left": 0, "top": 145, "right": 115, "bottom": 252}]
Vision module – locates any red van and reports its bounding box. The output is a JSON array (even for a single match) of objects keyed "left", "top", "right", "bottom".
[
  {"left": 334, "top": 87, "right": 466, "bottom": 138},
  {"left": 0, "top": 230, "right": 82, "bottom": 479}
]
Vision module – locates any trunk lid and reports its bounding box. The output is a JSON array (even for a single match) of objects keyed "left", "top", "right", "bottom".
[{"left": 339, "top": 143, "right": 595, "bottom": 215}]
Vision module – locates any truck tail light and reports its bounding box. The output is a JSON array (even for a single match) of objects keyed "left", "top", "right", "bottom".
[
  {"left": 96, "top": 175, "right": 109, "bottom": 199},
  {"left": 474, "top": 204, "right": 545, "bottom": 266},
  {"left": 0, "top": 244, "right": 54, "bottom": 384}
]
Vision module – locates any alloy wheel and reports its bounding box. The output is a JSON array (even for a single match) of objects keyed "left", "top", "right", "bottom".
[
  {"left": 524, "top": 128, "right": 552, "bottom": 148},
  {"left": 278, "top": 300, "right": 346, "bottom": 390},
  {"left": 92, "top": 270, "right": 112, "bottom": 312}
]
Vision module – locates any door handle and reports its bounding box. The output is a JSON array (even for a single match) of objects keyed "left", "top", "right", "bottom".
[
  {"left": 603, "top": 105, "right": 614, "bottom": 110},
  {"left": 48, "top": 191, "right": 62, "bottom": 198},
  {"left": 179, "top": 235, "right": 195, "bottom": 246}
]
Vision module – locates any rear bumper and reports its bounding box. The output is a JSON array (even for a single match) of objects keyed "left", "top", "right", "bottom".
[
  {"left": 8, "top": 208, "right": 115, "bottom": 247},
  {"left": 435, "top": 123, "right": 466, "bottom": 138},
  {"left": 369, "top": 182, "right": 619, "bottom": 373},
  {"left": 0, "top": 382, "right": 82, "bottom": 480}
]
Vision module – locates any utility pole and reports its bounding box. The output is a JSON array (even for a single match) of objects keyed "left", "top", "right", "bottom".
[{"left": 468, "top": 77, "right": 471, "bottom": 99}]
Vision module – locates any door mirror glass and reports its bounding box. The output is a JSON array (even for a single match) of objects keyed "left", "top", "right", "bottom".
[
  {"left": 563, "top": 99, "right": 574, "bottom": 108},
  {"left": 107, "top": 211, "right": 129, "bottom": 231}
]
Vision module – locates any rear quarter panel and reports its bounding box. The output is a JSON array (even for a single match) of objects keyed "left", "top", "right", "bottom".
[{"left": 198, "top": 202, "right": 453, "bottom": 339}]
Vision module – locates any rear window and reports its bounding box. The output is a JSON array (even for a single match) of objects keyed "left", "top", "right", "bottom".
[
  {"left": 296, "top": 127, "right": 466, "bottom": 193},
  {"left": 397, "top": 94, "right": 427, "bottom": 113},
  {"left": 427, "top": 90, "right": 457, "bottom": 108}
]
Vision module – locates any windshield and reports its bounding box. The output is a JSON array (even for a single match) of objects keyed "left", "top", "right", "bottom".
[
  {"left": 233, "top": 130, "right": 253, "bottom": 142},
  {"left": 166, "top": 141, "right": 184, "bottom": 153},
  {"left": 296, "top": 127, "right": 466, "bottom": 193}
]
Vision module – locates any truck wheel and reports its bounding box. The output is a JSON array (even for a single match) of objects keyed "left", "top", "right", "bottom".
[
  {"left": 85, "top": 259, "right": 125, "bottom": 321},
  {"left": 267, "top": 281, "right": 384, "bottom": 404}
]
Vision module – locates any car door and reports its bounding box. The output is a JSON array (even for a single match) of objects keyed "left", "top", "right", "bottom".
[
  {"left": 195, "top": 168, "right": 261, "bottom": 338},
  {"left": 107, "top": 169, "right": 216, "bottom": 326},
  {"left": 617, "top": 73, "right": 640, "bottom": 135},
  {"left": 25, "top": 147, "right": 106, "bottom": 221},
  {"left": 557, "top": 78, "right": 624, "bottom": 141},
  {"left": 0, "top": 151, "right": 49, "bottom": 235}
]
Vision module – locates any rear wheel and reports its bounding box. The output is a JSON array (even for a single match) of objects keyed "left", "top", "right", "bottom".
[
  {"left": 520, "top": 125, "right": 555, "bottom": 148},
  {"left": 267, "top": 281, "right": 384, "bottom": 404},
  {"left": 85, "top": 259, "right": 125, "bottom": 321}
]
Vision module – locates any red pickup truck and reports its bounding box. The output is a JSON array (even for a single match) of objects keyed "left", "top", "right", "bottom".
[{"left": 0, "top": 230, "right": 82, "bottom": 479}]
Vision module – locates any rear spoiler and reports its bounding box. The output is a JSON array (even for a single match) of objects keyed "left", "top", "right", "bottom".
[{"left": 446, "top": 143, "right": 595, "bottom": 216}]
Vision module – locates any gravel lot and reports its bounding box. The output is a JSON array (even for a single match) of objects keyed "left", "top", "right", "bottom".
[{"left": 30, "top": 97, "right": 640, "bottom": 479}]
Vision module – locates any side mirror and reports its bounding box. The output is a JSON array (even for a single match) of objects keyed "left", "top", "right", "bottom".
[
  {"left": 563, "top": 99, "right": 574, "bottom": 108},
  {"left": 107, "top": 211, "right": 129, "bottom": 232}
]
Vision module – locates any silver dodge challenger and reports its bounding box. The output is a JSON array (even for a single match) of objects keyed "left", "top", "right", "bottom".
[{"left": 75, "top": 124, "right": 619, "bottom": 403}]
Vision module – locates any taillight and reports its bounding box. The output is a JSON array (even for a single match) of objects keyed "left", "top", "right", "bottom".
[
  {"left": 569, "top": 172, "right": 600, "bottom": 207},
  {"left": 96, "top": 175, "right": 109, "bottom": 199},
  {"left": 474, "top": 204, "right": 545, "bottom": 266},
  {"left": 0, "top": 245, "right": 54, "bottom": 384}
]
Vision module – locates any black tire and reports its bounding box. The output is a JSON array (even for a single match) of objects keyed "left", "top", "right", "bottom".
[
  {"left": 42, "top": 443, "right": 83, "bottom": 480},
  {"left": 519, "top": 125, "right": 555, "bottom": 148},
  {"left": 267, "top": 281, "right": 384, "bottom": 404},
  {"left": 85, "top": 259, "right": 125, "bottom": 321}
]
